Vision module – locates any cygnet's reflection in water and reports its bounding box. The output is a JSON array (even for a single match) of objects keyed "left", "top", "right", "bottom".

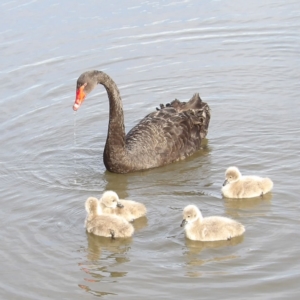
[
  {"left": 85, "top": 232, "right": 132, "bottom": 262},
  {"left": 78, "top": 232, "right": 133, "bottom": 297},
  {"left": 130, "top": 215, "right": 148, "bottom": 232},
  {"left": 224, "top": 192, "right": 272, "bottom": 219},
  {"left": 183, "top": 235, "right": 244, "bottom": 278}
]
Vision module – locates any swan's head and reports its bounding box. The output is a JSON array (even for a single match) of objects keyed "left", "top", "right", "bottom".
[
  {"left": 85, "top": 197, "right": 101, "bottom": 215},
  {"left": 223, "top": 166, "right": 241, "bottom": 186},
  {"left": 73, "top": 71, "right": 99, "bottom": 111},
  {"left": 180, "top": 205, "right": 202, "bottom": 227},
  {"left": 100, "top": 190, "right": 124, "bottom": 209}
]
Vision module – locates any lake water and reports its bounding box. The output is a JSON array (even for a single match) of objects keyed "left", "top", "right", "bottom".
[{"left": 1, "top": 0, "right": 300, "bottom": 299}]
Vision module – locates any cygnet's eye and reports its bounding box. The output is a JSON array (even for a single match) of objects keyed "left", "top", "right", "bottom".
[{"left": 187, "top": 215, "right": 190, "bottom": 218}]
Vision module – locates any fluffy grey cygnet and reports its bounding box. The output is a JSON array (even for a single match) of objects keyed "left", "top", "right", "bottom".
[
  {"left": 85, "top": 197, "right": 134, "bottom": 239},
  {"left": 99, "top": 190, "right": 147, "bottom": 222},
  {"left": 180, "top": 205, "right": 245, "bottom": 241},
  {"left": 222, "top": 166, "right": 273, "bottom": 198}
]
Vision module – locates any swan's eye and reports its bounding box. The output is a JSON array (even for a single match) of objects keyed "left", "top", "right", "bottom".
[{"left": 77, "top": 82, "right": 87, "bottom": 90}]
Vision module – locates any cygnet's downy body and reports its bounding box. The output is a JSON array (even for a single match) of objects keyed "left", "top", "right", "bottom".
[
  {"left": 99, "top": 190, "right": 147, "bottom": 222},
  {"left": 221, "top": 166, "right": 273, "bottom": 199},
  {"left": 85, "top": 197, "right": 134, "bottom": 238},
  {"left": 181, "top": 205, "right": 245, "bottom": 241}
]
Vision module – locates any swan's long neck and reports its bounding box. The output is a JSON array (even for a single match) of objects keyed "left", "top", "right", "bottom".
[{"left": 96, "top": 72, "right": 127, "bottom": 170}]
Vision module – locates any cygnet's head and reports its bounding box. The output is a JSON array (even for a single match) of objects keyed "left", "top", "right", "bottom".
[
  {"left": 180, "top": 205, "right": 202, "bottom": 227},
  {"left": 100, "top": 190, "right": 124, "bottom": 209},
  {"left": 223, "top": 166, "right": 241, "bottom": 186},
  {"left": 85, "top": 197, "right": 101, "bottom": 215}
]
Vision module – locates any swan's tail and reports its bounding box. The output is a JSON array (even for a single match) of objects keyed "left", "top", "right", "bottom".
[
  {"left": 262, "top": 178, "right": 274, "bottom": 194},
  {"left": 158, "top": 93, "right": 205, "bottom": 112},
  {"left": 184, "top": 94, "right": 211, "bottom": 138}
]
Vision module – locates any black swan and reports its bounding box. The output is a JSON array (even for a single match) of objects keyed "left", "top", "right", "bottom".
[{"left": 73, "top": 70, "right": 211, "bottom": 174}]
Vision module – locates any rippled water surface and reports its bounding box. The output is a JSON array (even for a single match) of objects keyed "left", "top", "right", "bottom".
[{"left": 1, "top": 0, "right": 300, "bottom": 299}]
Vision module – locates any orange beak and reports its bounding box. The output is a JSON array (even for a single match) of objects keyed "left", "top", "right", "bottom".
[{"left": 73, "top": 85, "right": 86, "bottom": 111}]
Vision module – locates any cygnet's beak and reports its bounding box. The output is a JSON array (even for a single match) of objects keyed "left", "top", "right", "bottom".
[
  {"left": 117, "top": 202, "right": 124, "bottom": 208},
  {"left": 180, "top": 219, "right": 187, "bottom": 227},
  {"left": 223, "top": 179, "right": 228, "bottom": 186}
]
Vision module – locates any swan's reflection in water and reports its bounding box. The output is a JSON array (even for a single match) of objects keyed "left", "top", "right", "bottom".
[
  {"left": 103, "top": 171, "right": 130, "bottom": 199},
  {"left": 79, "top": 232, "right": 133, "bottom": 297},
  {"left": 183, "top": 236, "right": 244, "bottom": 278}
]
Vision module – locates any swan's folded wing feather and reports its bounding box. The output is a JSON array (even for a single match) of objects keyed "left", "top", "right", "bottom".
[{"left": 125, "top": 101, "right": 210, "bottom": 165}]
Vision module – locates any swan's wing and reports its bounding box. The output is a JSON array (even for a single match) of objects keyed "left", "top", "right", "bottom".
[
  {"left": 125, "top": 95, "right": 210, "bottom": 165},
  {"left": 154, "top": 93, "right": 211, "bottom": 140}
]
